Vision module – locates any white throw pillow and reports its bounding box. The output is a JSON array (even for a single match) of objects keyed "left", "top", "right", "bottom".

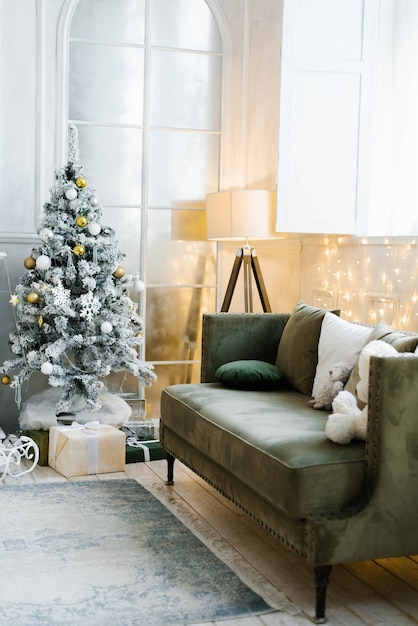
[{"left": 312, "top": 312, "right": 372, "bottom": 397}]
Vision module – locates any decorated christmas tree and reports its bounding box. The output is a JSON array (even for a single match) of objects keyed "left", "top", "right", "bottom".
[{"left": 0, "top": 125, "right": 156, "bottom": 417}]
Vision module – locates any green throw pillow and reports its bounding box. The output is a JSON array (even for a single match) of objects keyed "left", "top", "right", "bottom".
[
  {"left": 275, "top": 301, "right": 339, "bottom": 396},
  {"left": 215, "top": 360, "right": 284, "bottom": 390},
  {"left": 368, "top": 320, "right": 418, "bottom": 352}
]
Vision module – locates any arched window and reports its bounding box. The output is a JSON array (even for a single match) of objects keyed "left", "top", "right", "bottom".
[{"left": 68, "top": 0, "right": 222, "bottom": 417}]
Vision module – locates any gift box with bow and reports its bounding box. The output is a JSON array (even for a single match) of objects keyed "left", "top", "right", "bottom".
[{"left": 48, "top": 421, "right": 125, "bottom": 478}]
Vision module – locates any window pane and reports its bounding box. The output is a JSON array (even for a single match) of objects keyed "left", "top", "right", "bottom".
[
  {"left": 71, "top": 0, "right": 145, "bottom": 45},
  {"left": 104, "top": 371, "right": 141, "bottom": 396},
  {"left": 146, "top": 208, "right": 215, "bottom": 284},
  {"left": 145, "top": 286, "right": 216, "bottom": 362},
  {"left": 150, "top": 49, "right": 221, "bottom": 130},
  {"left": 148, "top": 130, "right": 220, "bottom": 206},
  {"left": 76, "top": 125, "right": 142, "bottom": 206},
  {"left": 69, "top": 43, "right": 144, "bottom": 125},
  {"left": 144, "top": 363, "right": 201, "bottom": 418},
  {"left": 101, "top": 206, "right": 141, "bottom": 273},
  {"left": 150, "top": 0, "right": 221, "bottom": 52}
]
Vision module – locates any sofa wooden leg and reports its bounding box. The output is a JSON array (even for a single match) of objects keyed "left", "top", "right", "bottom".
[
  {"left": 165, "top": 453, "right": 175, "bottom": 485},
  {"left": 313, "top": 564, "right": 332, "bottom": 623}
]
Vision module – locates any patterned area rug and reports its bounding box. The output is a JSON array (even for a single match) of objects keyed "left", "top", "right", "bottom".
[{"left": 0, "top": 480, "right": 275, "bottom": 625}]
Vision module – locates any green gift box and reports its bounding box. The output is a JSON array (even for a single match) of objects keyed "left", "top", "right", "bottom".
[
  {"left": 125, "top": 439, "right": 166, "bottom": 464},
  {"left": 24, "top": 429, "right": 49, "bottom": 466}
]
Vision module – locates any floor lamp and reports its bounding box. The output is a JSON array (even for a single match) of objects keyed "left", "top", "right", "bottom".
[{"left": 206, "top": 190, "right": 276, "bottom": 312}]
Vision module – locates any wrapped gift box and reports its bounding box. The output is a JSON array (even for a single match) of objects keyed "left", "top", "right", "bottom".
[
  {"left": 125, "top": 439, "right": 166, "bottom": 464},
  {"left": 24, "top": 429, "right": 49, "bottom": 466},
  {"left": 49, "top": 422, "right": 125, "bottom": 478}
]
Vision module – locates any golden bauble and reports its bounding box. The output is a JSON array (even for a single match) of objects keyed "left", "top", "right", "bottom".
[
  {"left": 73, "top": 244, "right": 85, "bottom": 257},
  {"left": 113, "top": 265, "right": 125, "bottom": 279},
  {"left": 24, "top": 256, "right": 36, "bottom": 270},
  {"left": 27, "top": 292, "right": 40, "bottom": 304},
  {"left": 76, "top": 177, "right": 87, "bottom": 188},
  {"left": 76, "top": 215, "right": 88, "bottom": 227},
  {"left": 1, "top": 375, "right": 11, "bottom": 385}
]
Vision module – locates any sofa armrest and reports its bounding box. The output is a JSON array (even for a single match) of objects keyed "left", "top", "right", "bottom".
[
  {"left": 200, "top": 312, "right": 290, "bottom": 382},
  {"left": 307, "top": 353, "right": 418, "bottom": 565},
  {"left": 366, "top": 354, "right": 418, "bottom": 488}
]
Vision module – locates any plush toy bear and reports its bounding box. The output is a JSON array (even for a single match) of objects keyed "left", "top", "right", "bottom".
[
  {"left": 325, "top": 340, "right": 401, "bottom": 444},
  {"left": 308, "top": 361, "right": 353, "bottom": 411}
]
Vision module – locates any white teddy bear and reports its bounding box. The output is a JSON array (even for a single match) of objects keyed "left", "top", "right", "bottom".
[
  {"left": 325, "top": 340, "right": 400, "bottom": 444},
  {"left": 308, "top": 361, "right": 353, "bottom": 411}
]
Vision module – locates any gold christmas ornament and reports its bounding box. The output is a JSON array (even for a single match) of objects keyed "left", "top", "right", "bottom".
[
  {"left": 76, "top": 177, "right": 87, "bottom": 188},
  {"left": 38, "top": 315, "right": 43, "bottom": 327},
  {"left": 113, "top": 265, "right": 125, "bottom": 279},
  {"left": 73, "top": 244, "right": 85, "bottom": 257},
  {"left": 76, "top": 215, "right": 88, "bottom": 227},
  {"left": 1, "top": 375, "right": 11, "bottom": 385},
  {"left": 24, "top": 256, "right": 36, "bottom": 270},
  {"left": 27, "top": 292, "right": 40, "bottom": 304}
]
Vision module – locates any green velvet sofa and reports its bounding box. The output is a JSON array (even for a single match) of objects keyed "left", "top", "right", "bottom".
[{"left": 160, "top": 304, "right": 418, "bottom": 623}]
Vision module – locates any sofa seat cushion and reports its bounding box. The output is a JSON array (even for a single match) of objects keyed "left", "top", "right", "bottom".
[{"left": 161, "top": 383, "right": 366, "bottom": 519}]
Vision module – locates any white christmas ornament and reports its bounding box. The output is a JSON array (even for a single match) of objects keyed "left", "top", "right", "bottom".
[
  {"left": 79, "top": 291, "right": 101, "bottom": 321},
  {"left": 39, "top": 228, "right": 53, "bottom": 242},
  {"left": 41, "top": 362, "right": 53, "bottom": 375},
  {"left": 134, "top": 279, "right": 145, "bottom": 292},
  {"left": 89, "top": 196, "right": 99, "bottom": 207},
  {"left": 100, "top": 321, "right": 113, "bottom": 334},
  {"left": 36, "top": 255, "right": 52, "bottom": 270},
  {"left": 65, "top": 188, "right": 78, "bottom": 200},
  {"left": 88, "top": 222, "right": 101, "bottom": 236}
]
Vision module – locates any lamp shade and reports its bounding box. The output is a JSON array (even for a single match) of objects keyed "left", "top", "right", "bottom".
[{"left": 206, "top": 190, "right": 276, "bottom": 240}]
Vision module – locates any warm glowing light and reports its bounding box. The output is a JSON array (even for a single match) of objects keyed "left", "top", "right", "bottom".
[{"left": 311, "top": 239, "right": 418, "bottom": 331}]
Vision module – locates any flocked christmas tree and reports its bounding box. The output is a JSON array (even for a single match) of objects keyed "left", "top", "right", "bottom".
[{"left": 0, "top": 125, "right": 156, "bottom": 415}]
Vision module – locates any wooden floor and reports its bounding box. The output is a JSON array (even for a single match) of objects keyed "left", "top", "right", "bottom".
[{"left": 2, "top": 459, "right": 418, "bottom": 626}]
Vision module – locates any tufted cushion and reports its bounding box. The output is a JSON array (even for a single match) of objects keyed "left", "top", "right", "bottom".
[
  {"left": 276, "top": 302, "right": 338, "bottom": 396},
  {"left": 161, "top": 383, "right": 365, "bottom": 519}
]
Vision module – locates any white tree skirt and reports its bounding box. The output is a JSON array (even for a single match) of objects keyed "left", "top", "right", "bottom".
[{"left": 19, "top": 387, "right": 132, "bottom": 430}]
